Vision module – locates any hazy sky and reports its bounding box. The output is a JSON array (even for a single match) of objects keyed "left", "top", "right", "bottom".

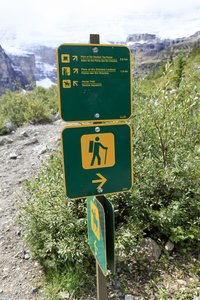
[{"left": 0, "top": 0, "right": 200, "bottom": 46}]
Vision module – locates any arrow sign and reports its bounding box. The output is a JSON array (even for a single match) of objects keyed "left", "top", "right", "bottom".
[
  {"left": 92, "top": 173, "right": 107, "bottom": 189},
  {"left": 73, "top": 81, "right": 78, "bottom": 87},
  {"left": 72, "top": 55, "right": 78, "bottom": 61},
  {"left": 73, "top": 68, "right": 78, "bottom": 74},
  {"left": 61, "top": 124, "right": 133, "bottom": 199}
]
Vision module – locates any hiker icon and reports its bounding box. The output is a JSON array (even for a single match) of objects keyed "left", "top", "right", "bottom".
[
  {"left": 89, "top": 137, "right": 108, "bottom": 166},
  {"left": 81, "top": 132, "right": 115, "bottom": 170}
]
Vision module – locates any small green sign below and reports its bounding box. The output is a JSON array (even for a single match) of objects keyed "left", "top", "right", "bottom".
[
  {"left": 61, "top": 123, "right": 133, "bottom": 199},
  {"left": 57, "top": 44, "right": 132, "bottom": 122},
  {"left": 87, "top": 196, "right": 115, "bottom": 276}
]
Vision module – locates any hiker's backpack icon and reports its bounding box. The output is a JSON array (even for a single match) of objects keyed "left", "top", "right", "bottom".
[{"left": 81, "top": 133, "right": 115, "bottom": 169}]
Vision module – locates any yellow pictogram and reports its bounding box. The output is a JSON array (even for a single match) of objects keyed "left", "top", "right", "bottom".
[
  {"left": 62, "top": 80, "right": 71, "bottom": 88},
  {"left": 73, "top": 81, "right": 78, "bottom": 87},
  {"left": 73, "top": 68, "right": 79, "bottom": 74},
  {"left": 81, "top": 133, "right": 115, "bottom": 170},
  {"left": 62, "top": 67, "right": 70, "bottom": 76},
  {"left": 90, "top": 201, "right": 100, "bottom": 240},
  {"left": 61, "top": 54, "right": 70, "bottom": 63}
]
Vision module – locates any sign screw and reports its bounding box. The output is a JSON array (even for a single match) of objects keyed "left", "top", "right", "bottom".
[
  {"left": 92, "top": 47, "right": 99, "bottom": 54},
  {"left": 97, "top": 187, "right": 103, "bottom": 193},
  {"left": 95, "top": 127, "right": 100, "bottom": 133},
  {"left": 94, "top": 113, "right": 100, "bottom": 119}
]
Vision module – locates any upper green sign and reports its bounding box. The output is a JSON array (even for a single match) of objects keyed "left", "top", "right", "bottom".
[
  {"left": 61, "top": 123, "right": 133, "bottom": 199},
  {"left": 57, "top": 44, "right": 132, "bottom": 122}
]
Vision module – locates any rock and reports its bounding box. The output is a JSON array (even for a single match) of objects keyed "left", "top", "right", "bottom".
[
  {"left": 31, "top": 287, "right": 38, "bottom": 294},
  {"left": 24, "top": 137, "right": 38, "bottom": 146},
  {"left": 9, "top": 153, "right": 18, "bottom": 159},
  {"left": 22, "top": 250, "right": 30, "bottom": 260},
  {"left": 0, "top": 139, "right": 5, "bottom": 146},
  {"left": 20, "top": 130, "right": 29, "bottom": 137},
  {"left": 114, "top": 278, "right": 120, "bottom": 289},
  {"left": 0, "top": 289, "right": 3, "bottom": 294},
  {"left": 5, "top": 122, "right": 17, "bottom": 133},
  {"left": 136, "top": 237, "right": 161, "bottom": 263},
  {"left": 125, "top": 295, "right": 135, "bottom": 300},
  {"left": 165, "top": 240, "right": 174, "bottom": 251},
  {"left": 58, "top": 291, "right": 70, "bottom": 299},
  {"left": 50, "top": 113, "right": 59, "bottom": 122},
  {"left": 177, "top": 279, "right": 187, "bottom": 286},
  {"left": 16, "top": 230, "right": 21, "bottom": 237},
  {"left": 193, "top": 297, "right": 200, "bottom": 300},
  {"left": 37, "top": 146, "right": 47, "bottom": 156},
  {"left": 0, "top": 137, "right": 14, "bottom": 145}
]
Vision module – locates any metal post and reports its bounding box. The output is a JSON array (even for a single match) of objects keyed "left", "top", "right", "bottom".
[
  {"left": 96, "top": 261, "right": 108, "bottom": 300},
  {"left": 90, "top": 33, "right": 108, "bottom": 300}
]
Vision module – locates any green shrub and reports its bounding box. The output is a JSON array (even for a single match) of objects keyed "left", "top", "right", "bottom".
[
  {"left": 23, "top": 97, "right": 50, "bottom": 124},
  {"left": 0, "top": 86, "right": 58, "bottom": 132},
  {"left": 0, "top": 90, "right": 27, "bottom": 126},
  {"left": 128, "top": 67, "right": 200, "bottom": 245},
  {"left": 20, "top": 153, "right": 92, "bottom": 270}
]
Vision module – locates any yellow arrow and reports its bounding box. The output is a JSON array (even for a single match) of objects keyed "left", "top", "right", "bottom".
[
  {"left": 72, "top": 55, "right": 78, "bottom": 61},
  {"left": 92, "top": 173, "right": 107, "bottom": 189},
  {"left": 73, "top": 81, "right": 78, "bottom": 87},
  {"left": 94, "top": 240, "right": 98, "bottom": 255},
  {"left": 73, "top": 68, "right": 78, "bottom": 74}
]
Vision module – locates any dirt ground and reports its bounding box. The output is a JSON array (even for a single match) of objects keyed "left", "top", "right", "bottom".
[{"left": 0, "top": 120, "right": 64, "bottom": 300}]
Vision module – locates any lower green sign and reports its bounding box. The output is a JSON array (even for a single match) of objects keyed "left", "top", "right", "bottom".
[
  {"left": 61, "top": 123, "right": 133, "bottom": 199},
  {"left": 87, "top": 196, "right": 115, "bottom": 276}
]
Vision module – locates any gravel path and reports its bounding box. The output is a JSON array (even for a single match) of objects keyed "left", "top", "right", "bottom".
[{"left": 0, "top": 120, "right": 64, "bottom": 300}]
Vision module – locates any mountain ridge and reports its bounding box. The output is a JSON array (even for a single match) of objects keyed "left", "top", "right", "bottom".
[{"left": 0, "top": 31, "right": 199, "bottom": 94}]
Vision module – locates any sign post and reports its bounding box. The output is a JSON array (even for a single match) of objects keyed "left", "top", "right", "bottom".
[{"left": 57, "top": 33, "right": 133, "bottom": 300}]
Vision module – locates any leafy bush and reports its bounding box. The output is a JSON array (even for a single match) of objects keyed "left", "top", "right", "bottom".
[
  {"left": 0, "top": 86, "right": 58, "bottom": 134},
  {"left": 20, "top": 153, "right": 93, "bottom": 267},
  {"left": 129, "top": 65, "right": 200, "bottom": 245},
  {"left": 0, "top": 90, "right": 27, "bottom": 127},
  {"left": 20, "top": 152, "right": 95, "bottom": 297}
]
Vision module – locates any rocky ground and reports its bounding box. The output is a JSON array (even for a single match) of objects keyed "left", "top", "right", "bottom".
[{"left": 0, "top": 120, "right": 64, "bottom": 300}]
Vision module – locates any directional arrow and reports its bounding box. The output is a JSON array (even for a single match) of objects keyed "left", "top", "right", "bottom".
[
  {"left": 73, "top": 68, "right": 78, "bottom": 74},
  {"left": 92, "top": 173, "right": 107, "bottom": 189},
  {"left": 73, "top": 81, "right": 78, "bottom": 87},
  {"left": 72, "top": 55, "right": 78, "bottom": 61}
]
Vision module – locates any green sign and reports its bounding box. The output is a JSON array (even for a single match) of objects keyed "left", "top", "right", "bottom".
[
  {"left": 57, "top": 44, "right": 132, "bottom": 122},
  {"left": 87, "top": 196, "right": 115, "bottom": 276},
  {"left": 61, "top": 123, "right": 133, "bottom": 199}
]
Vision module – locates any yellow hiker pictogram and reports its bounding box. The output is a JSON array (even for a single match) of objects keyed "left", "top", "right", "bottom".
[
  {"left": 61, "top": 54, "right": 70, "bottom": 63},
  {"left": 81, "top": 133, "right": 115, "bottom": 170},
  {"left": 62, "top": 67, "right": 70, "bottom": 76},
  {"left": 90, "top": 201, "right": 100, "bottom": 240},
  {"left": 62, "top": 80, "right": 71, "bottom": 88}
]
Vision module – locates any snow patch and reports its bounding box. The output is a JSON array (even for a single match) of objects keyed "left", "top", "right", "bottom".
[
  {"left": 2, "top": 45, "right": 32, "bottom": 57},
  {"left": 36, "top": 78, "right": 55, "bottom": 89}
]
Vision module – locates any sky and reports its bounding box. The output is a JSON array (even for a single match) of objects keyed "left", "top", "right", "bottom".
[{"left": 0, "top": 0, "right": 200, "bottom": 47}]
